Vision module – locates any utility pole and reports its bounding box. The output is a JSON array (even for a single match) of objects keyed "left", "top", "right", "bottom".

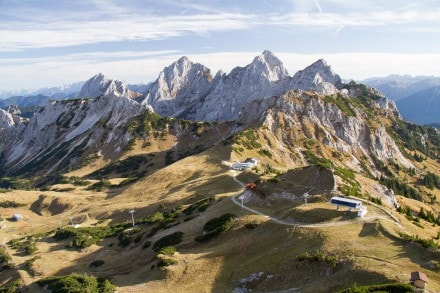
[{"left": 129, "top": 210, "right": 135, "bottom": 227}]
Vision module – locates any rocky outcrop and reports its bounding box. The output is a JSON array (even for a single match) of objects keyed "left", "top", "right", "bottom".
[
  {"left": 240, "top": 89, "right": 412, "bottom": 170},
  {"left": 0, "top": 94, "right": 145, "bottom": 175},
  {"left": 142, "top": 56, "right": 213, "bottom": 117},
  {"left": 0, "top": 108, "right": 16, "bottom": 129},
  {"left": 78, "top": 73, "right": 134, "bottom": 99},
  {"left": 193, "top": 50, "right": 292, "bottom": 121},
  {"left": 291, "top": 59, "right": 342, "bottom": 95}
]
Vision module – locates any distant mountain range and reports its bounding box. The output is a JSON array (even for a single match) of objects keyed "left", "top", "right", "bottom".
[
  {"left": 1, "top": 50, "right": 403, "bottom": 178},
  {"left": 2, "top": 59, "right": 440, "bottom": 125},
  {"left": 396, "top": 86, "right": 440, "bottom": 125},
  {"left": 361, "top": 75, "right": 440, "bottom": 101},
  {"left": 361, "top": 75, "right": 440, "bottom": 124},
  {"left": 0, "top": 82, "right": 84, "bottom": 100}
]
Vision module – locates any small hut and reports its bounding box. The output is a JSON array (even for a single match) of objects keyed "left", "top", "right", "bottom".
[
  {"left": 12, "top": 214, "right": 23, "bottom": 221},
  {"left": 410, "top": 271, "right": 428, "bottom": 290}
]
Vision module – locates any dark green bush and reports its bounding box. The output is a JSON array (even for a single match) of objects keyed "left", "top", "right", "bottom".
[
  {"left": 297, "top": 250, "right": 337, "bottom": 267},
  {"left": 0, "top": 279, "right": 22, "bottom": 292},
  {"left": 142, "top": 241, "right": 152, "bottom": 249},
  {"left": 400, "top": 232, "right": 440, "bottom": 249},
  {"left": 25, "top": 242, "right": 38, "bottom": 255},
  {"left": 157, "top": 258, "right": 177, "bottom": 269},
  {"left": 152, "top": 231, "right": 184, "bottom": 251},
  {"left": 0, "top": 247, "right": 14, "bottom": 270},
  {"left": 118, "top": 177, "right": 139, "bottom": 187},
  {"left": 53, "top": 225, "right": 127, "bottom": 249},
  {"left": 117, "top": 227, "right": 142, "bottom": 247},
  {"left": 338, "top": 282, "right": 414, "bottom": 293},
  {"left": 86, "top": 179, "right": 112, "bottom": 191},
  {"left": 182, "top": 197, "right": 214, "bottom": 215},
  {"left": 195, "top": 213, "right": 236, "bottom": 243},
  {"left": 423, "top": 172, "right": 440, "bottom": 189},
  {"left": 380, "top": 175, "right": 422, "bottom": 201},
  {"left": 203, "top": 213, "right": 236, "bottom": 233},
  {"left": 159, "top": 246, "right": 176, "bottom": 256},
  {"left": 89, "top": 260, "right": 105, "bottom": 267},
  {"left": 0, "top": 200, "right": 25, "bottom": 208},
  {"left": 302, "top": 150, "right": 333, "bottom": 169},
  {"left": 37, "top": 274, "right": 115, "bottom": 293}
]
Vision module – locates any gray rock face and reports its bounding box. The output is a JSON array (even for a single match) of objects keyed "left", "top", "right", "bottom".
[
  {"left": 291, "top": 59, "right": 342, "bottom": 95},
  {"left": 0, "top": 108, "right": 15, "bottom": 129},
  {"left": 142, "top": 56, "right": 213, "bottom": 117},
  {"left": 241, "top": 90, "right": 412, "bottom": 170},
  {"left": 193, "top": 50, "right": 292, "bottom": 121},
  {"left": 140, "top": 51, "right": 344, "bottom": 122},
  {"left": 78, "top": 73, "right": 133, "bottom": 99},
  {"left": 0, "top": 94, "right": 145, "bottom": 174}
]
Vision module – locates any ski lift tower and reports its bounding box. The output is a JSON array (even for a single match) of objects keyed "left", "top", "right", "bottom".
[
  {"left": 129, "top": 209, "right": 136, "bottom": 227},
  {"left": 303, "top": 192, "right": 311, "bottom": 206},
  {"left": 238, "top": 195, "right": 244, "bottom": 211},
  {"left": 69, "top": 216, "right": 74, "bottom": 226}
]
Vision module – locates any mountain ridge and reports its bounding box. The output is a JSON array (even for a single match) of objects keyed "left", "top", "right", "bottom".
[
  {"left": 397, "top": 85, "right": 440, "bottom": 124},
  {"left": 1, "top": 52, "right": 440, "bottom": 292}
]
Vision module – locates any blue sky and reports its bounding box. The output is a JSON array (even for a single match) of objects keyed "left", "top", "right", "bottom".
[{"left": 1, "top": 0, "right": 439, "bottom": 90}]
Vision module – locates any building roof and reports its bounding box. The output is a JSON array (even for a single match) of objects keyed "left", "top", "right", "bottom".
[
  {"left": 411, "top": 271, "right": 428, "bottom": 283},
  {"left": 329, "top": 196, "right": 362, "bottom": 205}
]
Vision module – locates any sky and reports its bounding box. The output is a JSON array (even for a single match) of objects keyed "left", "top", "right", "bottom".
[{"left": 1, "top": 0, "right": 440, "bottom": 91}]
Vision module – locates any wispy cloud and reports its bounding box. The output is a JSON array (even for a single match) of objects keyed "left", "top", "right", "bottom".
[
  {"left": 0, "top": 13, "right": 255, "bottom": 52},
  {"left": 268, "top": 9, "right": 440, "bottom": 28},
  {"left": 0, "top": 1, "right": 438, "bottom": 89},
  {"left": 0, "top": 50, "right": 181, "bottom": 65},
  {"left": 2, "top": 1, "right": 439, "bottom": 52},
  {"left": 314, "top": 0, "right": 323, "bottom": 14}
]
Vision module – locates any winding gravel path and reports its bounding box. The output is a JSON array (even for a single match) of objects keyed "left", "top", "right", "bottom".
[{"left": 230, "top": 171, "right": 401, "bottom": 228}]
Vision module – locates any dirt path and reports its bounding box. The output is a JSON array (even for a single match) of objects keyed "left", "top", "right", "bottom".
[{"left": 229, "top": 171, "right": 402, "bottom": 228}]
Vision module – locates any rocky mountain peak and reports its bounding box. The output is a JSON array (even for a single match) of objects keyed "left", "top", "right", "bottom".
[
  {"left": 142, "top": 56, "right": 213, "bottom": 117},
  {"left": 78, "top": 73, "right": 131, "bottom": 99},
  {"left": 292, "top": 59, "right": 342, "bottom": 95},
  {"left": 249, "top": 50, "right": 289, "bottom": 81},
  {"left": 159, "top": 56, "right": 210, "bottom": 85}
]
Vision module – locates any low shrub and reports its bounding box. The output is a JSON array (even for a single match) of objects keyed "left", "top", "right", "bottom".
[
  {"left": 86, "top": 179, "right": 112, "bottom": 191},
  {"left": 0, "top": 200, "right": 25, "bottom": 208},
  {"left": 117, "top": 227, "right": 142, "bottom": 247},
  {"left": 25, "top": 255, "right": 41, "bottom": 268},
  {"left": 53, "top": 225, "right": 127, "bottom": 249},
  {"left": 159, "top": 246, "right": 176, "bottom": 256},
  {"left": 400, "top": 233, "right": 440, "bottom": 249},
  {"left": 25, "top": 242, "right": 38, "bottom": 255},
  {"left": 152, "top": 231, "right": 184, "bottom": 251},
  {"left": 37, "top": 274, "right": 115, "bottom": 293},
  {"left": 195, "top": 213, "right": 236, "bottom": 243},
  {"left": 182, "top": 197, "right": 214, "bottom": 215},
  {"left": 142, "top": 241, "right": 152, "bottom": 249},
  {"left": 118, "top": 177, "right": 139, "bottom": 187},
  {"left": 0, "top": 247, "right": 14, "bottom": 270},
  {"left": 0, "top": 279, "right": 22, "bottom": 292},
  {"left": 297, "top": 250, "right": 338, "bottom": 267},
  {"left": 338, "top": 282, "right": 414, "bottom": 293},
  {"left": 157, "top": 257, "right": 177, "bottom": 269},
  {"left": 89, "top": 260, "right": 105, "bottom": 268}
]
